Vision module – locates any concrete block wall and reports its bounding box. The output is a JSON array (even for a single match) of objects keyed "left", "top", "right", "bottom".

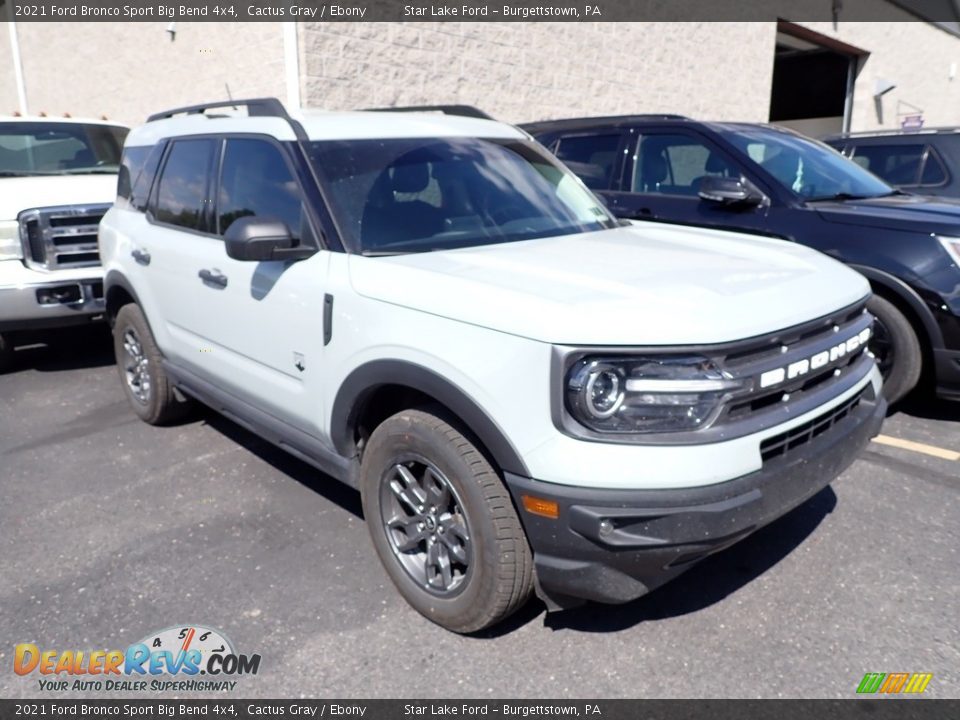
[
  {"left": 297, "top": 22, "right": 778, "bottom": 124},
  {"left": 1, "top": 22, "right": 287, "bottom": 124}
]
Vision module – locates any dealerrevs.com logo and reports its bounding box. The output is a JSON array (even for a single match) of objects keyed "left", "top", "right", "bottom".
[{"left": 14, "top": 625, "right": 261, "bottom": 693}]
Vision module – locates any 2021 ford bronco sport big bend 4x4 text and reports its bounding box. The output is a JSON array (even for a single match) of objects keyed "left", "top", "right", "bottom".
[
  {"left": 99, "top": 99, "right": 885, "bottom": 633},
  {"left": 0, "top": 116, "right": 128, "bottom": 370}
]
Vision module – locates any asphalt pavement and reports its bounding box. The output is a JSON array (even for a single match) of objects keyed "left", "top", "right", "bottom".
[{"left": 1, "top": 326, "right": 957, "bottom": 699}]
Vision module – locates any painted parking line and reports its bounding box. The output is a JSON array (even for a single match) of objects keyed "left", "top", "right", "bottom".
[{"left": 872, "top": 434, "right": 960, "bottom": 462}]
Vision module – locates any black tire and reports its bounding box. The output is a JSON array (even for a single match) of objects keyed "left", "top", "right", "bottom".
[
  {"left": 0, "top": 332, "right": 14, "bottom": 373},
  {"left": 360, "top": 408, "right": 534, "bottom": 633},
  {"left": 867, "top": 294, "right": 922, "bottom": 405},
  {"left": 113, "top": 304, "right": 191, "bottom": 425}
]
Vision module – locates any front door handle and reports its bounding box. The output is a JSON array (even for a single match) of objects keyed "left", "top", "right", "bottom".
[
  {"left": 198, "top": 268, "right": 228, "bottom": 289},
  {"left": 131, "top": 248, "right": 151, "bottom": 266}
]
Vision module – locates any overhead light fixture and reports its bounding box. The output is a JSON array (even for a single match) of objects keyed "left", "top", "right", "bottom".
[
  {"left": 166, "top": 22, "right": 177, "bottom": 41},
  {"left": 874, "top": 78, "right": 896, "bottom": 98}
]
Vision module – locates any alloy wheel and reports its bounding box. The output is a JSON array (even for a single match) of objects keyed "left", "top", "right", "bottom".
[
  {"left": 122, "top": 328, "right": 151, "bottom": 405},
  {"left": 379, "top": 459, "right": 472, "bottom": 595}
]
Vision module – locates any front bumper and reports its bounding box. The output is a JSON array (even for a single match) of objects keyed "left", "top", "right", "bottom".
[
  {"left": 505, "top": 385, "right": 886, "bottom": 610},
  {"left": 0, "top": 272, "right": 105, "bottom": 332}
]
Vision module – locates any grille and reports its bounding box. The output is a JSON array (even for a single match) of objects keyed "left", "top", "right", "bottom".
[
  {"left": 759, "top": 388, "right": 866, "bottom": 463},
  {"left": 18, "top": 204, "right": 110, "bottom": 271},
  {"left": 715, "top": 300, "right": 874, "bottom": 425}
]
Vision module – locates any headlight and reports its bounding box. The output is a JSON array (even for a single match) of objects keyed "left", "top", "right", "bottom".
[
  {"left": 566, "top": 355, "right": 745, "bottom": 434},
  {"left": 937, "top": 235, "right": 960, "bottom": 267},
  {"left": 0, "top": 221, "right": 22, "bottom": 261}
]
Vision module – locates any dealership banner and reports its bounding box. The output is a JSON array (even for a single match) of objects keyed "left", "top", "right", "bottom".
[
  {"left": 0, "top": 700, "right": 958, "bottom": 719},
  {"left": 3, "top": 0, "right": 957, "bottom": 21}
]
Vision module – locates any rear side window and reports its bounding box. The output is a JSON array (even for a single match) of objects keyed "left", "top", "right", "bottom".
[
  {"left": 849, "top": 144, "right": 924, "bottom": 186},
  {"left": 117, "top": 143, "right": 164, "bottom": 212},
  {"left": 919, "top": 149, "right": 948, "bottom": 186},
  {"left": 152, "top": 139, "right": 215, "bottom": 231},
  {"left": 117, "top": 147, "right": 147, "bottom": 204},
  {"left": 217, "top": 138, "right": 306, "bottom": 241},
  {"left": 554, "top": 133, "right": 621, "bottom": 190}
]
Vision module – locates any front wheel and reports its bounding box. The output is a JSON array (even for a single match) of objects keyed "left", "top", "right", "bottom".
[
  {"left": 867, "top": 294, "right": 922, "bottom": 405},
  {"left": 360, "top": 408, "right": 534, "bottom": 633}
]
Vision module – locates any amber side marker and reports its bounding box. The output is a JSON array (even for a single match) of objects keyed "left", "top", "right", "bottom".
[{"left": 522, "top": 495, "right": 559, "bottom": 519}]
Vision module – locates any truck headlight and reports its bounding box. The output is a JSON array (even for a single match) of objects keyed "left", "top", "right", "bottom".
[
  {"left": 0, "top": 221, "right": 22, "bottom": 261},
  {"left": 566, "top": 355, "right": 745, "bottom": 434},
  {"left": 937, "top": 235, "right": 960, "bottom": 267}
]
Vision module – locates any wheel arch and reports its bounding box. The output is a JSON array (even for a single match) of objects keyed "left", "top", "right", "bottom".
[
  {"left": 850, "top": 264, "right": 944, "bottom": 353},
  {"left": 104, "top": 270, "right": 143, "bottom": 325},
  {"left": 330, "top": 360, "right": 530, "bottom": 479}
]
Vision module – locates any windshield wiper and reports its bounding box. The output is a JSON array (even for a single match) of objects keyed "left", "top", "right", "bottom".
[
  {"left": 361, "top": 247, "right": 439, "bottom": 257},
  {"left": 63, "top": 167, "right": 118, "bottom": 174},
  {"left": 0, "top": 171, "right": 41, "bottom": 177},
  {"left": 806, "top": 192, "right": 877, "bottom": 202}
]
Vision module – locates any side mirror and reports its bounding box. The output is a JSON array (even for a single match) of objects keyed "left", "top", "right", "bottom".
[
  {"left": 698, "top": 176, "right": 763, "bottom": 207},
  {"left": 224, "top": 216, "right": 314, "bottom": 262}
]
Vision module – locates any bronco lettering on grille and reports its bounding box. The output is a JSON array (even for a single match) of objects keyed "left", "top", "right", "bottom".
[{"left": 759, "top": 327, "right": 872, "bottom": 389}]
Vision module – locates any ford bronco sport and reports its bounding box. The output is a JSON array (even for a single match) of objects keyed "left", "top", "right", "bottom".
[
  {"left": 99, "top": 99, "right": 885, "bottom": 633},
  {"left": 0, "top": 116, "right": 128, "bottom": 370}
]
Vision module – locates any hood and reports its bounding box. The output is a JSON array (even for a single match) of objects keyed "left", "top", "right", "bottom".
[
  {"left": 0, "top": 175, "right": 117, "bottom": 221},
  {"left": 814, "top": 193, "right": 960, "bottom": 234},
  {"left": 348, "top": 223, "right": 870, "bottom": 345}
]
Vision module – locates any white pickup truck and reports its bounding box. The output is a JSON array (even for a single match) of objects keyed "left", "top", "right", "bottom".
[{"left": 0, "top": 116, "right": 128, "bottom": 370}]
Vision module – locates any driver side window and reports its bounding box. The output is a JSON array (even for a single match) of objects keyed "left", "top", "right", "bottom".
[{"left": 631, "top": 133, "right": 737, "bottom": 197}]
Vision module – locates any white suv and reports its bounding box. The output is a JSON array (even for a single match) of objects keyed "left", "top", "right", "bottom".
[
  {"left": 99, "top": 99, "right": 885, "bottom": 633},
  {"left": 0, "top": 116, "right": 128, "bottom": 369}
]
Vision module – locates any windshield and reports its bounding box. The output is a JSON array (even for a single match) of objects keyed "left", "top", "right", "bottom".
[
  {"left": 722, "top": 127, "right": 894, "bottom": 201},
  {"left": 0, "top": 122, "right": 127, "bottom": 176},
  {"left": 306, "top": 137, "right": 617, "bottom": 254}
]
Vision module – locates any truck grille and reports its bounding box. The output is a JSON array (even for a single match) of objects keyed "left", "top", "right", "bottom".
[
  {"left": 18, "top": 204, "right": 110, "bottom": 271},
  {"left": 711, "top": 299, "right": 874, "bottom": 429}
]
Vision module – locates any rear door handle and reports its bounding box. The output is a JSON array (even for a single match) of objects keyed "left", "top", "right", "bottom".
[
  {"left": 131, "top": 248, "right": 151, "bottom": 266},
  {"left": 198, "top": 268, "right": 228, "bottom": 289}
]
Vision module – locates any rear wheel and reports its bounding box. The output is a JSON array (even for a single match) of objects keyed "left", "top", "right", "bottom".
[
  {"left": 867, "top": 294, "right": 922, "bottom": 405},
  {"left": 360, "top": 408, "right": 534, "bottom": 633},
  {"left": 113, "top": 304, "right": 191, "bottom": 424}
]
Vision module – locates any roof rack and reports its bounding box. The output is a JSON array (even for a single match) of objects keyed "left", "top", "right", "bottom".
[
  {"left": 827, "top": 126, "right": 960, "bottom": 139},
  {"left": 146, "top": 98, "right": 290, "bottom": 123},
  {"left": 518, "top": 113, "right": 691, "bottom": 132},
  {"left": 362, "top": 104, "right": 495, "bottom": 120}
]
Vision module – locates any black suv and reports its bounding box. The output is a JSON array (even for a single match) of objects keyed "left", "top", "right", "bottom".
[
  {"left": 521, "top": 116, "right": 960, "bottom": 404},
  {"left": 824, "top": 128, "right": 960, "bottom": 199}
]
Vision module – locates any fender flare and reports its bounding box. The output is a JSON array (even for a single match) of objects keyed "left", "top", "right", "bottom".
[
  {"left": 104, "top": 270, "right": 144, "bottom": 320},
  {"left": 849, "top": 264, "right": 945, "bottom": 351},
  {"left": 330, "top": 359, "right": 530, "bottom": 478}
]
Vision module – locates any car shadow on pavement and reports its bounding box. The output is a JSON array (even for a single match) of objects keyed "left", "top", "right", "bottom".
[
  {"left": 8, "top": 325, "right": 115, "bottom": 373},
  {"left": 188, "top": 402, "right": 838, "bottom": 638},
  {"left": 200, "top": 407, "right": 364, "bottom": 519},
  {"left": 894, "top": 392, "right": 959, "bottom": 422},
  {"left": 540, "top": 485, "right": 838, "bottom": 634}
]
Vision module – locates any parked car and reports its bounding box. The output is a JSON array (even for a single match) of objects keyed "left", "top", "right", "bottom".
[
  {"left": 824, "top": 127, "right": 960, "bottom": 199},
  {"left": 100, "top": 99, "right": 884, "bottom": 633},
  {"left": 522, "top": 115, "right": 960, "bottom": 404},
  {"left": 0, "top": 116, "right": 128, "bottom": 370}
]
